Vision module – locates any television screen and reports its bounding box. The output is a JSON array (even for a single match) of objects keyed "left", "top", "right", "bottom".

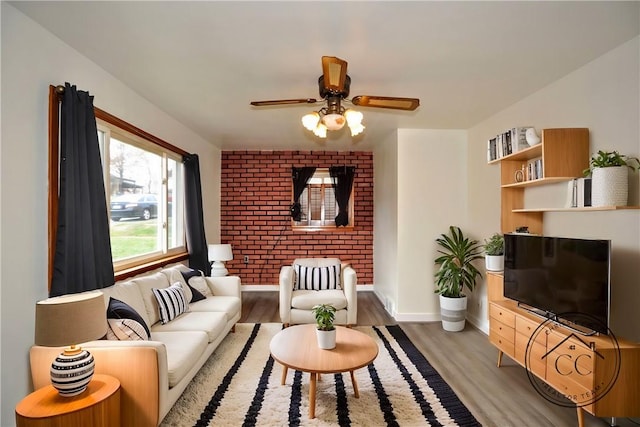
[{"left": 503, "top": 234, "right": 610, "bottom": 335}]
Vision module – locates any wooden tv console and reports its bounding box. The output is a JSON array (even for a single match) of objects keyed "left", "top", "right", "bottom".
[{"left": 487, "top": 272, "right": 640, "bottom": 427}]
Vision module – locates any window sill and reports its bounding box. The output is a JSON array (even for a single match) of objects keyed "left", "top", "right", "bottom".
[
  {"left": 292, "top": 225, "right": 355, "bottom": 233},
  {"left": 114, "top": 252, "right": 189, "bottom": 281}
]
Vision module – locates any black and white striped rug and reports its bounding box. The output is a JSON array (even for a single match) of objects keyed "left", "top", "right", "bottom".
[{"left": 161, "top": 323, "right": 481, "bottom": 426}]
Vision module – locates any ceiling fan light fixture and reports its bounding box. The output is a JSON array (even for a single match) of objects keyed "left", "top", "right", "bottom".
[
  {"left": 349, "top": 123, "right": 365, "bottom": 137},
  {"left": 313, "top": 122, "right": 327, "bottom": 138},
  {"left": 301, "top": 112, "right": 320, "bottom": 131},
  {"left": 344, "top": 109, "right": 363, "bottom": 126},
  {"left": 321, "top": 113, "right": 346, "bottom": 131}
]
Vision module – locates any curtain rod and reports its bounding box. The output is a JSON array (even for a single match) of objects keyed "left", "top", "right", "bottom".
[{"left": 55, "top": 85, "right": 65, "bottom": 94}]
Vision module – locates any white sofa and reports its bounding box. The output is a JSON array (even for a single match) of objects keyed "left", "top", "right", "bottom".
[
  {"left": 279, "top": 258, "right": 357, "bottom": 326},
  {"left": 29, "top": 264, "right": 241, "bottom": 427}
]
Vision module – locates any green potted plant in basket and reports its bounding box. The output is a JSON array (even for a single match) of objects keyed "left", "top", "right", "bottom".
[
  {"left": 434, "top": 226, "right": 483, "bottom": 332},
  {"left": 312, "top": 303, "right": 337, "bottom": 349},
  {"left": 483, "top": 233, "right": 504, "bottom": 272},
  {"left": 583, "top": 150, "right": 640, "bottom": 207}
]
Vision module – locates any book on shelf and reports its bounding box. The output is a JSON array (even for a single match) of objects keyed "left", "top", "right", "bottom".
[
  {"left": 486, "top": 126, "right": 531, "bottom": 162},
  {"left": 566, "top": 177, "right": 592, "bottom": 208}
]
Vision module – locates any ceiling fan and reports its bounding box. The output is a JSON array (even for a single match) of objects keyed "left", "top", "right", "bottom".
[{"left": 250, "top": 56, "right": 420, "bottom": 137}]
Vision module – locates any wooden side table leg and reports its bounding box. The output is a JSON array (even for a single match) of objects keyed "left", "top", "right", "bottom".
[
  {"left": 281, "top": 365, "right": 288, "bottom": 385},
  {"left": 309, "top": 372, "right": 317, "bottom": 419},
  {"left": 350, "top": 370, "right": 360, "bottom": 398},
  {"left": 576, "top": 407, "right": 585, "bottom": 427},
  {"left": 497, "top": 350, "right": 503, "bottom": 367}
]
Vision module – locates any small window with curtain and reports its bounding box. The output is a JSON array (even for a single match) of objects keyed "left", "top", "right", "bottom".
[{"left": 292, "top": 167, "right": 354, "bottom": 230}]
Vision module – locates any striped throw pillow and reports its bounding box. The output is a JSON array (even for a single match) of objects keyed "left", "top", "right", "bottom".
[
  {"left": 294, "top": 264, "right": 342, "bottom": 291},
  {"left": 152, "top": 283, "right": 189, "bottom": 324}
]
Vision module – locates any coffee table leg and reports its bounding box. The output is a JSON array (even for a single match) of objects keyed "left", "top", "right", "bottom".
[
  {"left": 309, "top": 372, "right": 317, "bottom": 419},
  {"left": 281, "top": 365, "right": 288, "bottom": 385},
  {"left": 350, "top": 370, "right": 359, "bottom": 398}
]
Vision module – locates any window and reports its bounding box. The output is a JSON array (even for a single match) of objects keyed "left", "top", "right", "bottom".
[
  {"left": 97, "top": 119, "right": 186, "bottom": 271},
  {"left": 48, "top": 84, "right": 190, "bottom": 285},
  {"left": 293, "top": 169, "right": 354, "bottom": 229}
]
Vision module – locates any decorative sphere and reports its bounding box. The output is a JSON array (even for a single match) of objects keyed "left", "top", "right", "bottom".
[{"left": 50, "top": 349, "right": 95, "bottom": 397}]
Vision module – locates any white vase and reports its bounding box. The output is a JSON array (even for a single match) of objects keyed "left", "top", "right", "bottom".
[
  {"left": 525, "top": 128, "right": 541, "bottom": 146},
  {"left": 485, "top": 255, "right": 504, "bottom": 272},
  {"left": 591, "top": 166, "right": 628, "bottom": 207},
  {"left": 316, "top": 328, "right": 336, "bottom": 349},
  {"left": 439, "top": 295, "right": 468, "bottom": 332}
]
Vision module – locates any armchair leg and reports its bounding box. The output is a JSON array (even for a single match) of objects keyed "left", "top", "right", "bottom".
[{"left": 283, "top": 323, "right": 290, "bottom": 328}]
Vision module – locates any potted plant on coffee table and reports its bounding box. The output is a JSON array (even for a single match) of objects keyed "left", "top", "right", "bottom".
[
  {"left": 434, "top": 226, "right": 483, "bottom": 332},
  {"left": 483, "top": 233, "right": 504, "bottom": 272},
  {"left": 583, "top": 150, "right": 640, "bottom": 207},
  {"left": 312, "top": 303, "right": 337, "bottom": 349}
]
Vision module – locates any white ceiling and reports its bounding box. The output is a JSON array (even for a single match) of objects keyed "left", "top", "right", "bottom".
[{"left": 12, "top": 1, "right": 640, "bottom": 151}]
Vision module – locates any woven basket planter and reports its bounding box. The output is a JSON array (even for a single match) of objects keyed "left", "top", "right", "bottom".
[{"left": 591, "top": 166, "right": 628, "bottom": 207}]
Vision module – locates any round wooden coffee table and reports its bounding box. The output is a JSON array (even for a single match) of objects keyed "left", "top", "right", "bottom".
[{"left": 270, "top": 324, "right": 378, "bottom": 419}]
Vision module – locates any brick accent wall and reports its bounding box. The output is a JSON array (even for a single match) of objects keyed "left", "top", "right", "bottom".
[{"left": 220, "top": 151, "right": 373, "bottom": 285}]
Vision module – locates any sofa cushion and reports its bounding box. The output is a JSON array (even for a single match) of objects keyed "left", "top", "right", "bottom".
[
  {"left": 291, "top": 290, "right": 347, "bottom": 310},
  {"left": 189, "top": 296, "right": 241, "bottom": 320},
  {"left": 162, "top": 266, "right": 192, "bottom": 303},
  {"left": 150, "top": 311, "right": 227, "bottom": 343},
  {"left": 105, "top": 297, "right": 150, "bottom": 340},
  {"left": 152, "top": 283, "right": 189, "bottom": 324},
  {"left": 151, "top": 331, "right": 208, "bottom": 387},
  {"left": 131, "top": 272, "right": 171, "bottom": 326},
  {"left": 100, "top": 281, "right": 151, "bottom": 327},
  {"left": 179, "top": 268, "right": 207, "bottom": 302},
  {"left": 294, "top": 263, "right": 342, "bottom": 291},
  {"left": 188, "top": 276, "right": 212, "bottom": 298}
]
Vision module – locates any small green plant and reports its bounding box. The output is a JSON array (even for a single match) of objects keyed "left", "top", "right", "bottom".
[
  {"left": 434, "top": 226, "right": 483, "bottom": 298},
  {"left": 483, "top": 233, "right": 504, "bottom": 256},
  {"left": 583, "top": 150, "right": 640, "bottom": 176},
  {"left": 311, "top": 304, "right": 336, "bottom": 331}
]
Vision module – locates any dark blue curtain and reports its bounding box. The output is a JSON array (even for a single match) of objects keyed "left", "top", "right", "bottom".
[
  {"left": 183, "top": 153, "right": 211, "bottom": 275},
  {"left": 290, "top": 167, "right": 316, "bottom": 221},
  {"left": 330, "top": 165, "right": 356, "bottom": 227},
  {"left": 50, "top": 83, "right": 114, "bottom": 297}
]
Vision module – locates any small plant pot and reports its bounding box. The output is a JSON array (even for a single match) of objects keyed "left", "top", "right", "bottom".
[
  {"left": 485, "top": 255, "right": 504, "bottom": 272},
  {"left": 439, "top": 295, "right": 468, "bottom": 332},
  {"left": 591, "top": 166, "right": 628, "bottom": 207},
  {"left": 316, "top": 328, "right": 336, "bottom": 349}
]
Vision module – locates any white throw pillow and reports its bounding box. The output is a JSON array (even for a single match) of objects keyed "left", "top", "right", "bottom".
[
  {"left": 188, "top": 276, "right": 212, "bottom": 297},
  {"left": 152, "top": 283, "right": 189, "bottom": 324},
  {"left": 294, "top": 264, "right": 342, "bottom": 291}
]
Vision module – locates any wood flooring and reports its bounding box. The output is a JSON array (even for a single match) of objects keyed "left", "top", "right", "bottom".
[{"left": 239, "top": 291, "right": 639, "bottom": 427}]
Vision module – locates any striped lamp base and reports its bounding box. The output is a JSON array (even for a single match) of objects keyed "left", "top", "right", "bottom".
[{"left": 50, "top": 348, "right": 95, "bottom": 397}]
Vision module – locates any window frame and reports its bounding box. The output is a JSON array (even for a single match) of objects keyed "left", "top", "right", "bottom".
[
  {"left": 48, "top": 85, "right": 189, "bottom": 287},
  {"left": 292, "top": 168, "right": 355, "bottom": 231}
]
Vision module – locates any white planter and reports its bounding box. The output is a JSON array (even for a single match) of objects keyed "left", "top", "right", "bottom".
[
  {"left": 485, "top": 255, "right": 504, "bottom": 272},
  {"left": 439, "top": 295, "right": 468, "bottom": 332},
  {"left": 591, "top": 166, "right": 628, "bottom": 207},
  {"left": 316, "top": 328, "right": 336, "bottom": 349}
]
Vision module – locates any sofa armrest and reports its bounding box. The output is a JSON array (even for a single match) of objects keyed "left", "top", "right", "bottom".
[
  {"left": 343, "top": 266, "right": 358, "bottom": 325},
  {"left": 279, "top": 266, "right": 294, "bottom": 324},
  {"left": 205, "top": 275, "right": 241, "bottom": 298},
  {"left": 31, "top": 340, "right": 167, "bottom": 427}
]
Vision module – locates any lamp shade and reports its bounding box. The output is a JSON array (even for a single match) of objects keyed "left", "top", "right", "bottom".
[
  {"left": 35, "top": 291, "right": 107, "bottom": 397},
  {"left": 208, "top": 244, "right": 233, "bottom": 262},
  {"left": 35, "top": 291, "right": 107, "bottom": 347}
]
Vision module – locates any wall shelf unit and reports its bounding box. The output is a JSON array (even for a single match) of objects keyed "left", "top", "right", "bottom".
[{"left": 490, "top": 128, "right": 590, "bottom": 234}]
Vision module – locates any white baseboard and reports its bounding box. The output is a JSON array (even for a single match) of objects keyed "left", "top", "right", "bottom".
[
  {"left": 393, "top": 312, "right": 441, "bottom": 322},
  {"left": 241, "top": 284, "right": 375, "bottom": 292}
]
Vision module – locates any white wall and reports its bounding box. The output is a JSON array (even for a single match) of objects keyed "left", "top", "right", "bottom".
[
  {"left": 395, "top": 129, "right": 468, "bottom": 320},
  {"left": 467, "top": 36, "right": 640, "bottom": 340},
  {"left": 0, "top": 4, "right": 221, "bottom": 425},
  {"left": 373, "top": 131, "right": 399, "bottom": 314}
]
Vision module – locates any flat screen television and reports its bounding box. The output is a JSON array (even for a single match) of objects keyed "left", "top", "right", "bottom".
[{"left": 503, "top": 233, "right": 611, "bottom": 335}]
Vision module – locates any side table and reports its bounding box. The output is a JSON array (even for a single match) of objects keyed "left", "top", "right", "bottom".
[{"left": 15, "top": 374, "right": 120, "bottom": 427}]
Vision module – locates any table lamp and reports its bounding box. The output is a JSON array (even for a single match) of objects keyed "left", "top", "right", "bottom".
[
  {"left": 34, "top": 290, "right": 107, "bottom": 397},
  {"left": 208, "top": 243, "right": 233, "bottom": 277}
]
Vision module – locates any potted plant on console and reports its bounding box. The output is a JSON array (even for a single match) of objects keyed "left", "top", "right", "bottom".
[
  {"left": 434, "top": 226, "right": 483, "bottom": 332},
  {"left": 483, "top": 233, "right": 504, "bottom": 272},
  {"left": 312, "top": 303, "right": 337, "bottom": 349},
  {"left": 584, "top": 150, "right": 640, "bottom": 207}
]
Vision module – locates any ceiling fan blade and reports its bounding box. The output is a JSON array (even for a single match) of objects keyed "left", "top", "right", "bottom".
[
  {"left": 352, "top": 95, "right": 420, "bottom": 111},
  {"left": 250, "top": 98, "right": 317, "bottom": 107},
  {"left": 322, "top": 56, "right": 348, "bottom": 93}
]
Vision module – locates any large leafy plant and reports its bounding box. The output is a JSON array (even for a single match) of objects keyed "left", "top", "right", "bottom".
[
  {"left": 583, "top": 150, "right": 640, "bottom": 176},
  {"left": 311, "top": 304, "right": 336, "bottom": 331},
  {"left": 434, "top": 226, "right": 483, "bottom": 298}
]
